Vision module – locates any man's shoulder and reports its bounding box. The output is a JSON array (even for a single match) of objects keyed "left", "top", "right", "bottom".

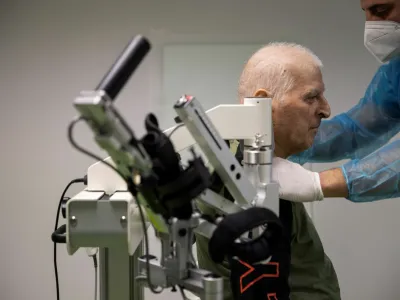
[
  {"left": 388, "top": 56, "right": 400, "bottom": 66},
  {"left": 387, "top": 57, "right": 400, "bottom": 98},
  {"left": 370, "top": 57, "right": 400, "bottom": 100},
  {"left": 379, "top": 57, "right": 400, "bottom": 79}
]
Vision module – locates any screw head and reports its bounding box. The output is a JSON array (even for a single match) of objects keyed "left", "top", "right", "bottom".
[
  {"left": 120, "top": 216, "right": 127, "bottom": 227},
  {"left": 178, "top": 228, "right": 187, "bottom": 237},
  {"left": 70, "top": 216, "right": 77, "bottom": 227}
]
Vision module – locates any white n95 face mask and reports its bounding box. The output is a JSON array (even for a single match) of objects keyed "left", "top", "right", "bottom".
[{"left": 364, "top": 20, "right": 400, "bottom": 63}]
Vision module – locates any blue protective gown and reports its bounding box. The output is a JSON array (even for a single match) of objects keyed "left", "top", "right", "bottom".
[{"left": 289, "top": 57, "right": 400, "bottom": 202}]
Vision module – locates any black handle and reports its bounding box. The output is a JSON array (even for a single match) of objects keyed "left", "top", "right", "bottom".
[
  {"left": 52, "top": 224, "right": 67, "bottom": 244},
  {"left": 61, "top": 197, "right": 70, "bottom": 219},
  {"left": 208, "top": 207, "right": 283, "bottom": 264},
  {"left": 96, "top": 35, "right": 151, "bottom": 101}
]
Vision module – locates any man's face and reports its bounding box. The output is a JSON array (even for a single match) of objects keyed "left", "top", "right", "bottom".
[
  {"left": 360, "top": 0, "right": 400, "bottom": 22},
  {"left": 271, "top": 67, "right": 331, "bottom": 157}
]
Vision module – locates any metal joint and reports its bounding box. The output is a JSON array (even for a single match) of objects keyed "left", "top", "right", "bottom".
[{"left": 243, "top": 148, "right": 272, "bottom": 165}]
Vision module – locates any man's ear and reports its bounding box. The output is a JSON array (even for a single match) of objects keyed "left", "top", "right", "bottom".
[{"left": 253, "top": 89, "right": 271, "bottom": 98}]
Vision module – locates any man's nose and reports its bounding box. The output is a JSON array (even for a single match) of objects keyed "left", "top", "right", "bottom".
[{"left": 318, "top": 97, "right": 331, "bottom": 119}]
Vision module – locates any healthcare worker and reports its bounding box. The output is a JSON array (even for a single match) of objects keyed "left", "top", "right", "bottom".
[{"left": 273, "top": 0, "right": 400, "bottom": 203}]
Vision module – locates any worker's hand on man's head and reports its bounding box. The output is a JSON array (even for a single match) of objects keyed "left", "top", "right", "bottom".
[{"left": 272, "top": 157, "right": 324, "bottom": 202}]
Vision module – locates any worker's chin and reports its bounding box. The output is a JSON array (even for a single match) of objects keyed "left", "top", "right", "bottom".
[
  {"left": 304, "top": 138, "right": 315, "bottom": 150},
  {"left": 310, "top": 128, "right": 319, "bottom": 135},
  {"left": 307, "top": 131, "right": 317, "bottom": 143}
]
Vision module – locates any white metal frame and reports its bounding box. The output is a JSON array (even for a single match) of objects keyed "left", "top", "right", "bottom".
[
  {"left": 66, "top": 97, "right": 275, "bottom": 300},
  {"left": 85, "top": 101, "right": 271, "bottom": 194}
]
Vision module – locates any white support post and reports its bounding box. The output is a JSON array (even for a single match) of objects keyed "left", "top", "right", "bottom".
[{"left": 99, "top": 241, "right": 144, "bottom": 300}]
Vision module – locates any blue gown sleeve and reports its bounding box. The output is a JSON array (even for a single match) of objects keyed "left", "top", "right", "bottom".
[
  {"left": 341, "top": 139, "right": 400, "bottom": 202},
  {"left": 289, "top": 57, "right": 400, "bottom": 202}
]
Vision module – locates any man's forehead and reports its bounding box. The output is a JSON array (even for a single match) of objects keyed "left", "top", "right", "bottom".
[
  {"left": 293, "top": 68, "right": 325, "bottom": 92},
  {"left": 291, "top": 79, "right": 325, "bottom": 97},
  {"left": 361, "top": 0, "right": 395, "bottom": 10}
]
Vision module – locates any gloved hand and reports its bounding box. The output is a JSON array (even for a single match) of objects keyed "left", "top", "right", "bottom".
[{"left": 272, "top": 157, "right": 324, "bottom": 202}]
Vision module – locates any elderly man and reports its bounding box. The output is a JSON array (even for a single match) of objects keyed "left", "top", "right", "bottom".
[
  {"left": 195, "top": 43, "right": 340, "bottom": 300},
  {"left": 274, "top": 0, "right": 400, "bottom": 203}
]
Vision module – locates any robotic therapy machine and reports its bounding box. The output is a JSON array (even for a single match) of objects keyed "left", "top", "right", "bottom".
[{"left": 52, "top": 35, "right": 284, "bottom": 300}]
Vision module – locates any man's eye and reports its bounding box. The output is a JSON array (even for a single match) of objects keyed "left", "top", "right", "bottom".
[
  {"left": 304, "top": 96, "right": 318, "bottom": 103},
  {"left": 371, "top": 5, "right": 392, "bottom": 17}
]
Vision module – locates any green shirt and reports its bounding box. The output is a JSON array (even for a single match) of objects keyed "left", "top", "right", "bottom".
[{"left": 195, "top": 141, "right": 341, "bottom": 300}]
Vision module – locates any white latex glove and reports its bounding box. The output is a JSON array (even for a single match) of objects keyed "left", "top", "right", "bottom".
[{"left": 272, "top": 157, "right": 324, "bottom": 202}]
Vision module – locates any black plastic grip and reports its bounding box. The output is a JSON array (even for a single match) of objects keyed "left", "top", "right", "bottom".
[
  {"left": 51, "top": 224, "right": 67, "bottom": 244},
  {"left": 96, "top": 35, "right": 151, "bottom": 101},
  {"left": 208, "top": 207, "right": 283, "bottom": 264}
]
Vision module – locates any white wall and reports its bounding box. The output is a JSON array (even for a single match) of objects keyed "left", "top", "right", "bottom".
[{"left": 1, "top": 0, "right": 398, "bottom": 300}]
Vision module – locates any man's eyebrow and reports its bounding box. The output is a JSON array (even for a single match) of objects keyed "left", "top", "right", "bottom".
[
  {"left": 304, "top": 88, "right": 321, "bottom": 97},
  {"left": 366, "top": 3, "right": 393, "bottom": 12},
  {"left": 369, "top": 4, "right": 381, "bottom": 10}
]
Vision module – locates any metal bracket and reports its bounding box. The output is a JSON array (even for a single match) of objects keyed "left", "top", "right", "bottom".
[{"left": 66, "top": 190, "right": 147, "bottom": 256}]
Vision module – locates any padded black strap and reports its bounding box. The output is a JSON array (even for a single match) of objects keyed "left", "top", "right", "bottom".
[
  {"left": 208, "top": 206, "right": 283, "bottom": 264},
  {"left": 51, "top": 224, "right": 67, "bottom": 244}
]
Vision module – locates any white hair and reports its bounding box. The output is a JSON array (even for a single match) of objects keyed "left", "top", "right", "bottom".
[{"left": 238, "top": 42, "right": 323, "bottom": 102}]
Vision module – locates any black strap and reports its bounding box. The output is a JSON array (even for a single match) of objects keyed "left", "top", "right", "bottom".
[
  {"left": 51, "top": 224, "right": 67, "bottom": 244},
  {"left": 208, "top": 206, "right": 284, "bottom": 264},
  {"left": 207, "top": 139, "right": 293, "bottom": 300}
]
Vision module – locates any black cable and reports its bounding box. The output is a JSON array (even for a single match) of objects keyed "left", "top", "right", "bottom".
[
  {"left": 128, "top": 183, "right": 163, "bottom": 294},
  {"left": 54, "top": 177, "right": 86, "bottom": 300},
  {"left": 67, "top": 117, "right": 163, "bottom": 294},
  {"left": 68, "top": 117, "right": 125, "bottom": 179},
  {"left": 167, "top": 123, "right": 184, "bottom": 138},
  {"left": 178, "top": 285, "right": 189, "bottom": 300},
  {"left": 92, "top": 255, "right": 98, "bottom": 300}
]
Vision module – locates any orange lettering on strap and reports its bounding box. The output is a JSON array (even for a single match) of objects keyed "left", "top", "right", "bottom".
[
  {"left": 238, "top": 260, "right": 279, "bottom": 293},
  {"left": 267, "top": 293, "right": 278, "bottom": 300}
]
